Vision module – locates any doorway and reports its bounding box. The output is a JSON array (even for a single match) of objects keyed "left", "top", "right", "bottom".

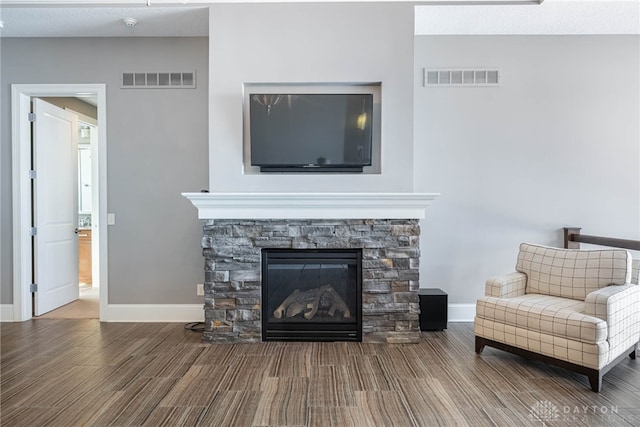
[
  {"left": 36, "top": 103, "right": 99, "bottom": 319},
  {"left": 11, "top": 84, "right": 108, "bottom": 321}
]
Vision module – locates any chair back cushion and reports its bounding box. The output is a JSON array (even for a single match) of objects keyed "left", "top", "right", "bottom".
[{"left": 516, "top": 243, "right": 632, "bottom": 300}]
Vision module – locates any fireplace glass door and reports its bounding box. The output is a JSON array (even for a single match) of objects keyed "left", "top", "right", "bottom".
[{"left": 262, "top": 249, "right": 362, "bottom": 341}]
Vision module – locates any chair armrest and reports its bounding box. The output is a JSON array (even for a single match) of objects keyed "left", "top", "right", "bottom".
[
  {"left": 585, "top": 285, "right": 640, "bottom": 353},
  {"left": 585, "top": 284, "right": 640, "bottom": 320},
  {"left": 485, "top": 272, "right": 527, "bottom": 298}
]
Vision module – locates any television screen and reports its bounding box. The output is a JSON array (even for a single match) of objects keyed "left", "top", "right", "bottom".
[{"left": 249, "top": 93, "right": 373, "bottom": 172}]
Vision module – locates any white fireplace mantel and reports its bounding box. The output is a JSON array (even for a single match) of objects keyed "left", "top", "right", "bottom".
[{"left": 182, "top": 192, "right": 440, "bottom": 220}]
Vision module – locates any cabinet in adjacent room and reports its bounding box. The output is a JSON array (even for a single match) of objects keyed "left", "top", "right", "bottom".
[
  {"left": 78, "top": 144, "right": 92, "bottom": 214},
  {"left": 78, "top": 229, "right": 92, "bottom": 284}
]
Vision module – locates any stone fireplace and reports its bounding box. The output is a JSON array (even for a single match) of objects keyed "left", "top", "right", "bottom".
[{"left": 183, "top": 192, "right": 439, "bottom": 344}]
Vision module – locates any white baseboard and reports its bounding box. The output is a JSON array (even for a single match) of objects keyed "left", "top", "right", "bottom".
[
  {"left": 448, "top": 303, "right": 475, "bottom": 322},
  {"left": 5, "top": 302, "right": 471, "bottom": 324},
  {"left": 103, "top": 304, "right": 204, "bottom": 322},
  {"left": 0, "top": 304, "right": 15, "bottom": 322},
  {"left": 105, "top": 303, "right": 474, "bottom": 323}
]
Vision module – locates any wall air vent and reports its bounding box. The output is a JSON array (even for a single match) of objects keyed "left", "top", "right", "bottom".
[
  {"left": 423, "top": 68, "right": 500, "bottom": 87},
  {"left": 121, "top": 71, "right": 196, "bottom": 89}
]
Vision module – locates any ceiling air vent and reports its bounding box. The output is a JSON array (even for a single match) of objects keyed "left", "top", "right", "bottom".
[
  {"left": 423, "top": 68, "right": 500, "bottom": 87},
  {"left": 121, "top": 71, "right": 196, "bottom": 89}
]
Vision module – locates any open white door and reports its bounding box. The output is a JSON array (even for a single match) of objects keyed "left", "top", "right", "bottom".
[{"left": 33, "top": 99, "right": 79, "bottom": 316}]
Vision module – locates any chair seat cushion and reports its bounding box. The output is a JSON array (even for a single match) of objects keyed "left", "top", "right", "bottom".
[{"left": 476, "top": 294, "right": 607, "bottom": 344}]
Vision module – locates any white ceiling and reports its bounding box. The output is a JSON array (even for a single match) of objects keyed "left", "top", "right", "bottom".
[
  {"left": 416, "top": 0, "right": 640, "bottom": 35},
  {"left": 0, "top": 5, "right": 210, "bottom": 37},
  {"left": 0, "top": 1, "right": 637, "bottom": 38}
]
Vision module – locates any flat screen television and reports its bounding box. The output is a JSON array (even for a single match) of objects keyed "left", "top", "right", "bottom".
[{"left": 249, "top": 93, "right": 373, "bottom": 172}]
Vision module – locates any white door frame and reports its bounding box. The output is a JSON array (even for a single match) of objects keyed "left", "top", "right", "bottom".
[{"left": 11, "top": 84, "right": 108, "bottom": 321}]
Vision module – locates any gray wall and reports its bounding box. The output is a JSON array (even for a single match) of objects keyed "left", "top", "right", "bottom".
[
  {"left": 208, "top": 3, "right": 415, "bottom": 192},
  {"left": 1, "top": 37, "right": 208, "bottom": 305},
  {"left": 414, "top": 35, "right": 640, "bottom": 305},
  {"left": 4, "top": 16, "right": 636, "bottom": 314}
]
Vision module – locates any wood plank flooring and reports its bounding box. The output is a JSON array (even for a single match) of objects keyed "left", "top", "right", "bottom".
[
  {"left": 37, "top": 284, "right": 99, "bottom": 319},
  {"left": 1, "top": 321, "right": 638, "bottom": 426}
]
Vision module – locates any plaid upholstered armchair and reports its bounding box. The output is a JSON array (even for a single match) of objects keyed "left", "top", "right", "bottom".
[{"left": 475, "top": 243, "right": 640, "bottom": 392}]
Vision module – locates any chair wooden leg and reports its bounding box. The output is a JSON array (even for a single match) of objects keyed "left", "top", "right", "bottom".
[
  {"left": 630, "top": 349, "right": 637, "bottom": 360},
  {"left": 475, "top": 336, "right": 485, "bottom": 354},
  {"left": 588, "top": 371, "right": 602, "bottom": 393}
]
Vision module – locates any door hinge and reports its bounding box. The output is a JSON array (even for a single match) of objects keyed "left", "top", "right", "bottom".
[
  {"left": 29, "top": 170, "right": 37, "bottom": 179},
  {"left": 30, "top": 227, "right": 37, "bottom": 236},
  {"left": 30, "top": 283, "right": 38, "bottom": 292},
  {"left": 28, "top": 113, "right": 36, "bottom": 122}
]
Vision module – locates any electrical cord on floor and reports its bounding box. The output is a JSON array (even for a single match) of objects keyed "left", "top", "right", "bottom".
[{"left": 184, "top": 322, "right": 205, "bottom": 333}]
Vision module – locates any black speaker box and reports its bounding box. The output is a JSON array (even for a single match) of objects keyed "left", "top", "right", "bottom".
[{"left": 418, "top": 288, "right": 448, "bottom": 331}]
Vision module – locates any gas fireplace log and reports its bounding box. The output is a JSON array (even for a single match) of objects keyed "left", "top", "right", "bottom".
[
  {"left": 273, "top": 289, "right": 300, "bottom": 319},
  {"left": 273, "top": 285, "right": 350, "bottom": 320},
  {"left": 303, "top": 284, "right": 332, "bottom": 320},
  {"left": 325, "top": 286, "right": 351, "bottom": 318}
]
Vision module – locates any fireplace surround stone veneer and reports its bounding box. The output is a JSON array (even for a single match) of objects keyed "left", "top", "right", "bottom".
[
  {"left": 183, "top": 192, "right": 439, "bottom": 344},
  {"left": 202, "top": 219, "right": 421, "bottom": 343}
]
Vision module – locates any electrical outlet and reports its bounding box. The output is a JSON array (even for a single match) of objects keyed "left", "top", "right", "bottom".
[{"left": 196, "top": 284, "right": 204, "bottom": 296}]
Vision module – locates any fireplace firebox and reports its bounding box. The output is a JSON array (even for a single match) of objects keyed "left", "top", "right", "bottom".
[{"left": 262, "top": 249, "right": 362, "bottom": 341}]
